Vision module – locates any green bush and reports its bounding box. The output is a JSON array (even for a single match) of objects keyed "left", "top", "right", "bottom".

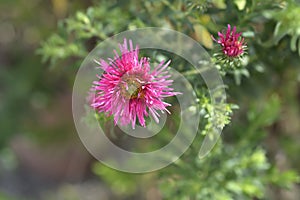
[{"left": 39, "top": 0, "right": 300, "bottom": 199}]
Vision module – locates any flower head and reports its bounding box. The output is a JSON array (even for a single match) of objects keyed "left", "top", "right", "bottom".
[
  {"left": 212, "top": 24, "right": 246, "bottom": 57},
  {"left": 90, "top": 39, "right": 179, "bottom": 129}
]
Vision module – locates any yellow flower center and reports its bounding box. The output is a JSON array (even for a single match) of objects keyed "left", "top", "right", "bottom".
[{"left": 120, "top": 74, "right": 145, "bottom": 99}]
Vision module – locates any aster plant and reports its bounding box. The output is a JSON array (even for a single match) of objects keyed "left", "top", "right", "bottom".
[
  {"left": 212, "top": 24, "right": 247, "bottom": 72},
  {"left": 90, "top": 39, "right": 179, "bottom": 129},
  {"left": 38, "top": 0, "right": 300, "bottom": 199}
]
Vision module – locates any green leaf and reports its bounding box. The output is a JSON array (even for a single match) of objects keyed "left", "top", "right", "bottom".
[
  {"left": 76, "top": 12, "right": 90, "bottom": 24},
  {"left": 270, "top": 168, "right": 300, "bottom": 188},
  {"left": 193, "top": 24, "right": 213, "bottom": 49},
  {"left": 234, "top": 0, "right": 246, "bottom": 10},
  {"left": 290, "top": 35, "right": 298, "bottom": 52}
]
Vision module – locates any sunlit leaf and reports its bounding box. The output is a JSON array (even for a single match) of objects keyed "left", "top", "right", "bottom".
[{"left": 193, "top": 24, "right": 213, "bottom": 49}]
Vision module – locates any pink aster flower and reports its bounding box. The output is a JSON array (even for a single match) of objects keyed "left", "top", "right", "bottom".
[
  {"left": 212, "top": 24, "right": 246, "bottom": 57},
  {"left": 90, "top": 39, "right": 179, "bottom": 129}
]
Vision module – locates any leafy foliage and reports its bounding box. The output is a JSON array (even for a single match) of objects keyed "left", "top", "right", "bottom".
[
  {"left": 38, "top": 0, "right": 300, "bottom": 199},
  {"left": 263, "top": 0, "right": 300, "bottom": 55}
]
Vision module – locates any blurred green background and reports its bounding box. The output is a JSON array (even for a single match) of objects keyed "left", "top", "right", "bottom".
[
  {"left": 0, "top": 0, "right": 300, "bottom": 199},
  {"left": 0, "top": 0, "right": 98, "bottom": 199}
]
